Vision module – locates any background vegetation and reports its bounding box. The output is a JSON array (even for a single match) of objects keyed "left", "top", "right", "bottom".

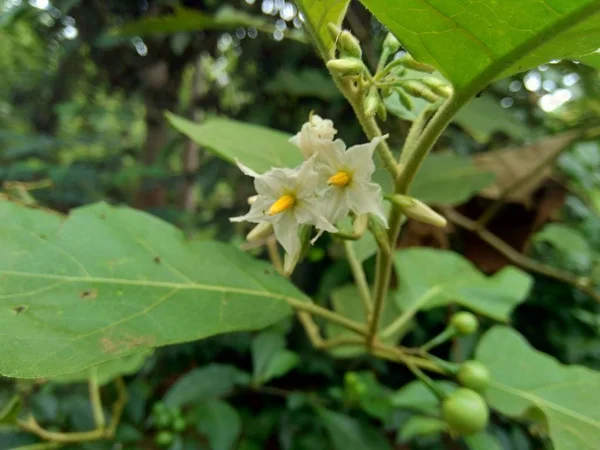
[{"left": 1, "top": 0, "right": 599, "bottom": 449}]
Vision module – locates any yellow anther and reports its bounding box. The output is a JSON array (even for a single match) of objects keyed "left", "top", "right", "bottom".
[
  {"left": 328, "top": 171, "right": 351, "bottom": 187},
  {"left": 268, "top": 194, "right": 295, "bottom": 215}
]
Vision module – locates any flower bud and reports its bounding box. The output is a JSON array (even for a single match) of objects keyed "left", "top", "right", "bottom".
[
  {"left": 353, "top": 214, "right": 369, "bottom": 237},
  {"left": 363, "top": 86, "right": 380, "bottom": 117},
  {"left": 339, "top": 30, "right": 362, "bottom": 58},
  {"left": 246, "top": 222, "right": 273, "bottom": 241},
  {"left": 383, "top": 33, "right": 401, "bottom": 53},
  {"left": 395, "top": 88, "right": 414, "bottom": 111},
  {"left": 247, "top": 195, "right": 258, "bottom": 205},
  {"left": 326, "top": 58, "right": 365, "bottom": 77},
  {"left": 388, "top": 194, "right": 447, "bottom": 227},
  {"left": 397, "top": 55, "right": 435, "bottom": 73},
  {"left": 401, "top": 80, "right": 439, "bottom": 103},
  {"left": 376, "top": 97, "right": 387, "bottom": 121},
  {"left": 421, "top": 77, "right": 453, "bottom": 98},
  {"left": 380, "top": 87, "right": 392, "bottom": 98}
]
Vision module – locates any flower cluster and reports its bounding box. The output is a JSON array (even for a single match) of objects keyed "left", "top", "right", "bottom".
[{"left": 231, "top": 114, "right": 388, "bottom": 272}]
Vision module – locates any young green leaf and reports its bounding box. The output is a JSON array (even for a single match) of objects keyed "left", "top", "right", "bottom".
[
  {"left": 476, "top": 326, "right": 600, "bottom": 450},
  {"left": 295, "top": 0, "right": 351, "bottom": 57},
  {"left": 166, "top": 113, "right": 302, "bottom": 173},
  {"left": 394, "top": 248, "right": 533, "bottom": 321},
  {"left": 398, "top": 416, "right": 448, "bottom": 442},
  {"left": 318, "top": 408, "right": 393, "bottom": 450},
  {"left": 195, "top": 399, "right": 242, "bottom": 450},
  {"left": 251, "top": 331, "right": 299, "bottom": 385},
  {"left": 0, "top": 201, "right": 309, "bottom": 378}
]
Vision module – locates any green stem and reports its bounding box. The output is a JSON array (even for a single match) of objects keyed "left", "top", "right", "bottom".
[
  {"left": 405, "top": 360, "right": 447, "bottom": 401},
  {"left": 286, "top": 297, "right": 368, "bottom": 336},
  {"left": 379, "top": 286, "right": 441, "bottom": 340},
  {"left": 399, "top": 104, "right": 437, "bottom": 166},
  {"left": 88, "top": 367, "right": 105, "bottom": 430},
  {"left": 344, "top": 240, "right": 373, "bottom": 315},
  {"left": 420, "top": 326, "right": 456, "bottom": 352}
]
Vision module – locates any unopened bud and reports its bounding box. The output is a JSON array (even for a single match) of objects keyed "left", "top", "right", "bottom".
[
  {"left": 380, "top": 87, "right": 392, "bottom": 98},
  {"left": 376, "top": 97, "right": 387, "bottom": 121},
  {"left": 401, "top": 80, "right": 439, "bottom": 103},
  {"left": 389, "top": 195, "right": 447, "bottom": 227},
  {"left": 353, "top": 214, "right": 369, "bottom": 236},
  {"left": 397, "top": 55, "right": 435, "bottom": 73},
  {"left": 395, "top": 88, "right": 414, "bottom": 111},
  {"left": 246, "top": 222, "right": 273, "bottom": 241},
  {"left": 363, "top": 86, "right": 380, "bottom": 117},
  {"left": 383, "top": 33, "right": 401, "bottom": 53},
  {"left": 326, "top": 58, "right": 365, "bottom": 77},
  {"left": 327, "top": 22, "right": 342, "bottom": 42},
  {"left": 421, "top": 77, "right": 453, "bottom": 98},
  {"left": 247, "top": 195, "right": 258, "bottom": 205},
  {"left": 339, "top": 30, "right": 362, "bottom": 58}
]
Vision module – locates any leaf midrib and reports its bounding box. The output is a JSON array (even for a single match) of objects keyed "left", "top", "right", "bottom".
[
  {"left": 489, "top": 380, "right": 600, "bottom": 430},
  {"left": 0, "top": 269, "right": 303, "bottom": 302}
]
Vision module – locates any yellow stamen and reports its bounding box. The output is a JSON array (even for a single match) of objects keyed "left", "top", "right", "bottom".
[
  {"left": 268, "top": 194, "right": 295, "bottom": 215},
  {"left": 328, "top": 171, "right": 351, "bottom": 187}
]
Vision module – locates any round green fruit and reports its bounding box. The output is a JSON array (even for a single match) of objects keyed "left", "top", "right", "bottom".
[
  {"left": 155, "top": 431, "right": 174, "bottom": 447},
  {"left": 441, "top": 388, "right": 489, "bottom": 435},
  {"left": 457, "top": 361, "right": 490, "bottom": 391},
  {"left": 172, "top": 416, "right": 187, "bottom": 433},
  {"left": 450, "top": 312, "right": 478, "bottom": 335}
]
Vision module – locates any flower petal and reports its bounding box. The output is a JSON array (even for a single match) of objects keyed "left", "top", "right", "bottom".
[
  {"left": 345, "top": 135, "right": 388, "bottom": 179},
  {"left": 230, "top": 196, "right": 272, "bottom": 223},
  {"left": 254, "top": 166, "right": 296, "bottom": 197},
  {"left": 347, "top": 180, "right": 388, "bottom": 227},
  {"left": 295, "top": 200, "right": 338, "bottom": 233},
  {"left": 273, "top": 211, "right": 302, "bottom": 260},
  {"left": 235, "top": 159, "right": 261, "bottom": 178},
  {"left": 320, "top": 186, "right": 350, "bottom": 226}
]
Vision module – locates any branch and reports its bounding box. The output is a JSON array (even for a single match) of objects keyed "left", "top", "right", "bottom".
[{"left": 443, "top": 208, "right": 599, "bottom": 302}]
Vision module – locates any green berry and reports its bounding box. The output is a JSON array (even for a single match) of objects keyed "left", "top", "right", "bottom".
[
  {"left": 155, "top": 431, "right": 174, "bottom": 447},
  {"left": 154, "top": 412, "right": 171, "bottom": 429},
  {"left": 450, "top": 312, "right": 478, "bottom": 335},
  {"left": 457, "top": 361, "right": 491, "bottom": 391},
  {"left": 441, "top": 388, "right": 489, "bottom": 436}
]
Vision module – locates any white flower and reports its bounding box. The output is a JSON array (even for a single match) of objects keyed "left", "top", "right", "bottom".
[
  {"left": 230, "top": 157, "right": 337, "bottom": 265},
  {"left": 289, "top": 114, "right": 337, "bottom": 159},
  {"left": 317, "top": 135, "right": 389, "bottom": 227}
]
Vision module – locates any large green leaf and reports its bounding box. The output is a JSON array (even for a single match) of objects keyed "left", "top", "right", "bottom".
[
  {"left": 295, "top": 0, "right": 350, "bottom": 56},
  {"left": 166, "top": 113, "right": 302, "bottom": 173},
  {"left": 318, "top": 409, "right": 393, "bottom": 450},
  {"left": 0, "top": 201, "right": 308, "bottom": 378},
  {"left": 195, "top": 399, "right": 242, "bottom": 450},
  {"left": 534, "top": 223, "right": 592, "bottom": 271},
  {"left": 398, "top": 416, "right": 447, "bottom": 441},
  {"left": 410, "top": 153, "right": 495, "bottom": 205},
  {"left": 360, "top": 0, "right": 600, "bottom": 94},
  {"left": 394, "top": 248, "right": 533, "bottom": 321},
  {"left": 476, "top": 326, "right": 600, "bottom": 450}
]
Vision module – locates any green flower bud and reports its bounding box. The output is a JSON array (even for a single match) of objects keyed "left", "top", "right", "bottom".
[
  {"left": 401, "top": 80, "right": 439, "bottom": 103},
  {"left": 246, "top": 222, "right": 273, "bottom": 241},
  {"left": 363, "top": 86, "right": 380, "bottom": 117},
  {"left": 383, "top": 33, "right": 401, "bottom": 53},
  {"left": 376, "top": 97, "right": 388, "bottom": 121},
  {"left": 339, "top": 30, "right": 362, "bottom": 58},
  {"left": 353, "top": 214, "right": 369, "bottom": 236},
  {"left": 388, "top": 195, "right": 446, "bottom": 227},
  {"left": 327, "top": 22, "right": 342, "bottom": 42},
  {"left": 421, "top": 77, "right": 453, "bottom": 98},
  {"left": 326, "top": 58, "right": 365, "bottom": 77},
  {"left": 398, "top": 55, "right": 435, "bottom": 73},
  {"left": 395, "top": 88, "right": 414, "bottom": 111},
  {"left": 155, "top": 431, "right": 174, "bottom": 447}
]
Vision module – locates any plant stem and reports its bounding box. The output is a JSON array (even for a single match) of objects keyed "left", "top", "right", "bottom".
[
  {"left": 106, "top": 377, "right": 128, "bottom": 437},
  {"left": 344, "top": 240, "right": 373, "bottom": 315},
  {"left": 286, "top": 298, "right": 368, "bottom": 336},
  {"left": 88, "top": 367, "right": 105, "bottom": 430},
  {"left": 443, "top": 208, "right": 599, "bottom": 302},
  {"left": 379, "top": 286, "right": 441, "bottom": 340},
  {"left": 420, "top": 326, "right": 456, "bottom": 352},
  {"left": 371, "top": 342, "right": 445, "bottom": 374}
]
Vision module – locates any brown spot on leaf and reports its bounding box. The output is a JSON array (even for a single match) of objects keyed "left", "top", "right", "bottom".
[
  {"left": 263, "top": 268, "right": 271, "bottom": 275},
  {"left": 153, "top": 256, "right": 161, "bottom": 264},
  {"left": 100, "top": 334, "right": 155, "bottom": 354},
  {"left": 79, "top": 289, "right": 98, "bottom": 300},
  {"left": 39, "top": 234, "right": 47, "bottom": 240},
  {"left": 12, "top": 305, "right": 27, "bottom": 315},
  {"left": 99, "top": 213, "right": 106, "bottom": 220}
]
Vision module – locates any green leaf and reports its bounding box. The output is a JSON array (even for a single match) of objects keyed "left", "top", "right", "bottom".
[
  {"left": 166, "top": 113, "right": 302, "bottom": 173},
  {"left": 0, "top": 395, "right": 22, "bottom": 425},
  {"left": 464, "top": 432, "right": 504, "bottom": 450},
  {"left": 410, "top": 153, "right": 495, "bottom": 205},
  {"left": 164, "top": 364, "right": 250, "bottom": 408},
  {"left": 265, "top": 69, "right": 341, "bottom": 100},
  {"left": 580, "top": 52, "right": 600, "bottom": 70},
  {"left": 398, "top": 416, "right": 447, "bottom": 441},
  {"left": 116, "top": 6, "right": 305, "bottom": 42},
  {"left": 344, "top": 371, "right": 394, "bottom": 422},
  {"left": 394, "top": 248, "right": 533, "bottom": 322},
  {"left": 318, "top": 409, "right": 393, "bottom": 450},
  {"left": 476, "top": 326, "right": 600, "bottom": 450},
  {"left": 296, "top": 0, "right": 350, "bottom": 56},
  {"left": 251, "top": 331, "right": 299, "bottom": 385},
  {"left": 534, "top": 223, "right": 592, "bottom": 270},
  {"left": 195, "top": 399, "right": 242, "bottom": 450},
  {"left": 0, "top": 201, "right": 309, "bottom": 378},
  {"left": 360, "top": 0, "right": 600, "bottom": 94},
  {"left": 390, "top": 380, "right": 456, "bottom": 414},
  {"left": 326, "top": 285, "right": 405, "bottom": 357},
  {"left": 52, "top": 351, "right": 151, "bottom": 386}
]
